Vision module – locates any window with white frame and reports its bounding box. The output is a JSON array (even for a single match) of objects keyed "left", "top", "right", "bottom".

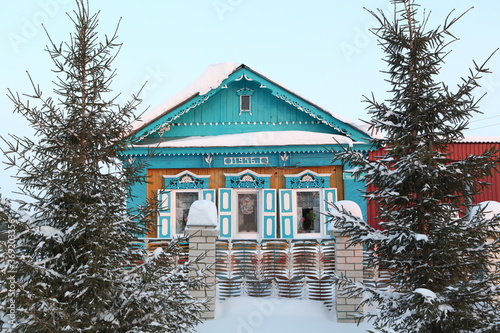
[
  {"left": 240, "top": 95, "right": 251, "bottom": 112},
  {"left": 174, "top": 191, "right": 199, "bottom": 234},
  {"left": 157, "top": 171, "right": 214, "bottom": 239},
  {"left": 237, "top": 191, "right": 259, "bottom": 233},
  {"left": 296, "top": 190, "right": 320, "bottom": 234},
  {"left": 218, "top": 170, "right": 275, "bottom": 239},
  {"left": 280, "top": 170, "right": 336, "bottom": 239},
  {"left": 237, "top": 88, "right": 253, "bottom": 115}
]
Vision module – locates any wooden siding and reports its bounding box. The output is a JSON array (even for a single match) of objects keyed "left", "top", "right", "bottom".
[{"left": 146, "top": 166, "right": 344, "bottom": 237}]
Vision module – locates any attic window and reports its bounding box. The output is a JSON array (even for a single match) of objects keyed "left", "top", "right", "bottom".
[
  {"left": 240, "top": 95, "right": 251, "bottom": 112},
  {"left": 237, "top": 88, "right": 253, "bottom": 115}
]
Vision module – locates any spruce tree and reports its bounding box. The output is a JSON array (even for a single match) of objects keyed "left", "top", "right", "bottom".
[
  {"left": 329, "top": 1, "right": 500, "bottom": 332},
  {"left": 0, "top": 1, "right": 206, "bottom": 332}
]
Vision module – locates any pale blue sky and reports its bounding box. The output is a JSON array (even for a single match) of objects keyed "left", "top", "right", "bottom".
[{"left": 1, "top": 0, "right": 500, "bottom": 198}]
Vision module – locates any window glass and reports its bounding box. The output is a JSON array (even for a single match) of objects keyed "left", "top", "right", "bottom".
[
  {"left": 297, "top": 191, "right": 320, "bottom": 233},
  {"left": 175, "top": 192, "right": 199, "bottom": 234},
  {"left": 240, "top": 95, "right": 250, "bottom": 111},
  {"left": 237, "top": 192, "right": 258, "bottom": 233}
]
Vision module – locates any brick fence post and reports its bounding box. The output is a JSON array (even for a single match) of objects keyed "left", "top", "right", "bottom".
[
  {"left": 330, "top": 230, "right": 364, "bottom": 323},
  {"left": 185, "top": 200, "right": 219, "bottom": 320}
]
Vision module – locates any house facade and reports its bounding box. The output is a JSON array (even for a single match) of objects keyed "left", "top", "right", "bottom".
[{"left": 123, "top": 63, "right": 373, "bottom": 240}]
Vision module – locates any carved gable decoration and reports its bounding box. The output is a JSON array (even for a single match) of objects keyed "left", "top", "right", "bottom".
[{"left": 130, "top": 64, "right": 371, "bottom": 144}]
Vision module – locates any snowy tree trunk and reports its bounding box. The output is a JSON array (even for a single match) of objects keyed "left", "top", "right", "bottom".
[
  {"left": 331, "top": 230, "right": 364, "bottom": 323},
  {"left": 185, "top": 225, "right": 218, "bottom": 320}
]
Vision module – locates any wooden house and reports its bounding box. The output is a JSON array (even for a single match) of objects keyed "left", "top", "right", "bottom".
[{"left": 122, "top": 63, "right": 374, "bottom": 240}]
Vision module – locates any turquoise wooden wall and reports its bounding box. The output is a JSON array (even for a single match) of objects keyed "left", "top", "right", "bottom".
[{"left": 143, "top": 79, "right": 339, "bottom": 140}]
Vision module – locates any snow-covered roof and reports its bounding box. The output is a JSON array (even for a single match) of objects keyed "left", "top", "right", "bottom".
[
  {"left": 134, "top": 130, "right": 356, "bottom": 148},
  {"left": 459, "top": 136, "right": 500, "bottom": 143},
  {"left": 131, "top": 62, "right": 371, "bottom": 139},
  {"left": 132, "top": 62, "right": 239, "bottom": 132}
]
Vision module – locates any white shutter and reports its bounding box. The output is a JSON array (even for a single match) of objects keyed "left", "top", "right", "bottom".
[
  {"left": 279, "top": 189, "right": 295, "bottom": 238},
  {"left": 157, "top": 190, "right": 173, "bottom": 238},
  {"left": 218, "top": 188, "right": 233, "bottom": 237},
  {"left": 262, "top": 189, "right": 277, "bottom": 238},
  {"left": 322, "top": 188, "right": 338, "bottom": 236}
]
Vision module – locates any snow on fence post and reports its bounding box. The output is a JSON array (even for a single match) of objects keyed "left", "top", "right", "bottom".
[
  {"left": 329, "top": 200, "right": 364, "bottom": 323},
  {"left": 185, "top": 200, "right": 219, "bottom": 320}
]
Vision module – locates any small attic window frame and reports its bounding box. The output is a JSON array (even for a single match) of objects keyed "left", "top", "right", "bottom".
[
  {"left": 240, "top": 95, "right": 251, "bottom": 112},
  {"left": 237, "top": 88, "right": 253, "bottom": 115}
]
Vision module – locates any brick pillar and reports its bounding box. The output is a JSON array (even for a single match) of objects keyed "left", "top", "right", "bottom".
[
  {"left": 185, "top": 224, "right": 218, "bottom": 320},
  {"left": 331, "top": 230, "right": 364, "bottom": 323}
]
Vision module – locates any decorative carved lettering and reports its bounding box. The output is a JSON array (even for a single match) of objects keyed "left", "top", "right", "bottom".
[{"left": 223, "top": 156, "right": 269, "bottom": 165}]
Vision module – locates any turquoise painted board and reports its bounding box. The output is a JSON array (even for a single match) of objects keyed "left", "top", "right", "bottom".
[
  {"left": 127, "top": 176, "right": 147, "bottom": 238},
  {"left": 343, "top": 173, "right": 367, "bottom": 220},
  {"left": 202, "top": 189, "right": 216, "bottom": 202}
]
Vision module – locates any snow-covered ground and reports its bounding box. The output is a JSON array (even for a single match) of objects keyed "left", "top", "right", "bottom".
[{"left": 195, "top": 296, "right": 374, "bottom": 333}]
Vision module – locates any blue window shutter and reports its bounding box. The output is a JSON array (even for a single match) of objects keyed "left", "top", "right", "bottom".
[
  {"left": 322, "top": 188, "right": 338, "bottom": 236},
  {"left": 218, "top": 188, "right": 233, "bottom": 237},
  {"left": 202, "top": 189, "right": 216, "bottom": 202},
  {"left": 158, "top": 190, "right": 173, "bottom": 238},
  {"left": 279, "top": 189, "right": 294, "bottom": 238},
  {"left": 262, "top": 189, "right": 277, "bottom": 238}
]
